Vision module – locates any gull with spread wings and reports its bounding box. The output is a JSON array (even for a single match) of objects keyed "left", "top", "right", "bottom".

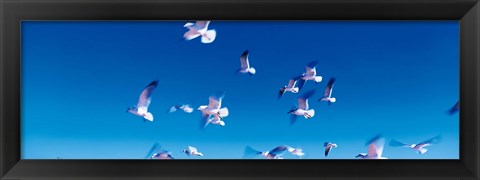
[
  {"left": 287, "top": 89, "right": 316, "bottom": 125},
  {"left": 356, "top": 134, "right": 388, "bottom": 159},
  {"left": 198, "top": 92, "right": 229, "bottom": 129},
  {"left": 183, "top": 21, "right": 216, "bottom": 44},
  {"left": 319, "top": 78, "right": 336, "bottom": 105},
  {"left": 127, "top": 80, "right": 159, "bottom": 122},
  {"left": 389, "top": 135, "right": 442, "bottom": 154},
  {"left": 236, "top": 50, "right": 256, "bottom": 75}
]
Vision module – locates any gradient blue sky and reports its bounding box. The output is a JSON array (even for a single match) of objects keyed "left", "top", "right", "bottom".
[{"left": 21, "top": 21, "right": 459, "bottom": 159}]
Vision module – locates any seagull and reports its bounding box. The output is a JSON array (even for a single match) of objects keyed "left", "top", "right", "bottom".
[
  {"left": 206, "top": 114, "right": 226, "bottom": 127},
  {"left": 286, "top": 146, "right": 305, "bottom": 157},
  {"left": 183, "top": 21, "right": 216, "bottom": 44},
  {"left": 183, "top": 146, "right": 204, "bottom": 157},
  {"left": 243, "top": 146, "right": 291, "bottom": 159},
  {"left": 389, "top": 135, "right": 442, "bottom": 154},
  {"left": 356, "top": 134, "right": 388, "bottom": 159},
  {"left": 236, "top": 50, "right": 256, "bottom": 75},
  {"left": 288, "top": 89, "right": 316, "bottom": 125},
  {"left": 319, "top": 78, "right": 336, "bottom": 105},
  {"left": 146, "top": 143, "right": 174, "bottom": 159},
  {"left": 448, "top": 101, "right": 459, "bottom": 115},
  {"left": 198, "top": 92, "right": 229, "bottom": 129},
  {"left": 168, "top": 104, "right": 194, "bottom": 113},
  {"left": 296, "top": 61, "right": 323, "bottom": 91},
  {"left": 324, "top": 142, "right": 338, "bottom": 157},
  {"left": 278, "top": 77, "right": 301, "bottom": 99},
  {"left": 127, "top": 80, "right": 159, "bottom": 122}
]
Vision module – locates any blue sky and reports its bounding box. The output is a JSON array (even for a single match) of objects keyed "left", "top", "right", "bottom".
[{"left": 21, "top": 21, "right": 459, "bottom": 159}]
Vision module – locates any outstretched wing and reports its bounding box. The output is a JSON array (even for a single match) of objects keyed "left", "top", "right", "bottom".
[
  {"left": 325, "top": 145, "right": 332, "bottom": 157},
  {"left": 145, "top": 143, "right": 161, "bottom": 159},
  {"left": 323, "top": 78, "right": 336, "bottom": 98},
  {"left": 194, "top": 21, "right": 210, "bottom": 33},
  {"left": 269, "top": 145, "right": 288, "bottom": 155},
  {"left": 448, "top": 101, "right": 459, "bottom": 115},
  {"left": 389, "top": 139, "right": 410, "bottom": 147},
  {"left": 240, "top": 50, "right": 250, "bottom": 69},
  {"left": 305, "top": 61, "right": 319, "bottom": 76},
  {"left": 137, "top": 80, "right": 159, "bottom": 109},
  {"left": 207, "top": 92, "right": 225, "bottom": 109},
  {"left": 243, "top": 146, "right": 262, "bottom": 158},
  {"left": 298, "top": 90, "right": 315, "bottom": 110},
  {"left": 200, "top": 114, "right": 211, "bottom": 129},
  {"left": 367, "top": 134, "right": 384, "bottom": 158},
  {"left": 287, "top": 79, "right": 297, "bottom": 88},
  {"left": 419, "top": 135, "right": 442, "bottom": 145}
]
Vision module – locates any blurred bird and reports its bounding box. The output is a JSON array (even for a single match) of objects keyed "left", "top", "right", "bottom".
[
  {"left": 324, "top": 142, "right": 338, "bottom": 157},
  {"left": 198, "top": 92, "right": 229, "bottom": 129},
  {"left": 127, "top": 80, "right": 159, "bottom": 122},
  {"left": 183, "top": 21, "right": 216, "bottom": 43},
  {"left": 236, "top": 50, "right": 256, "bottom": 75},
  {"left": 278, "top": 77, "right": 301, "bottom": 99},
  {"left": 296, "top": 61, "right": 323, "bottom": 91},
  {"left": 206, "top": 114, "right": 226, "bottom": 127},
  {"left": 168, "top": 104, "right": 194, "bottom": 113},
  {"left": 243, "top": 145, "right": 304, "bottom": 159},
  {"left": 389, "top": 135, "right": 442, "bottom": 154},
  {"left": 356, "top": 134, "right": 388, "bottom": 159},
  {"left": 146, "top": 143, "right": 174, "bottom": 159},
  {"left": 447, "top": 101, "right": 459, "bottom": 115},
  {"left": 183, "top": 146, "right": 204, "bottom": 157},
  {"left": 319, "top": 78, "right": 336, "bottom": 105},
  {"left": 288, "top": 89, "right": 316, "bottom": 125}
]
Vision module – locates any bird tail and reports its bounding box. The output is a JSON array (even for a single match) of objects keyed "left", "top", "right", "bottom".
[
  {"left": 201, "top": 30, "right": 216, "bottom": 43},
  {"left": 418, "top": 148, "right": 428, "bottom": 154},
  {"left": 248, "top": 67, "right": 256, "bottom": 75},
  {"left": 218, "top": 107, "right": 229, "bottom": 117},
  {"left": 183, "top": 22, "right": 195, "bottom": 27},
  {"left": 304, "top": 109, "right": 315, "bottom": 119},
  {"left": 314, "top": 76, "right": 323, "bottom": 83},
  {"left": 144, "top": 112, "right": 154, "bottom": 122},
  {"left": 292, "top": 87, "right": 299, "bottom": 93}
]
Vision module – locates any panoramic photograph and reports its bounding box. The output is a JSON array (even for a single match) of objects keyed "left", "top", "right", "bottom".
[{"left": 21, "top": 21, "right": 459, "bottom": 159}]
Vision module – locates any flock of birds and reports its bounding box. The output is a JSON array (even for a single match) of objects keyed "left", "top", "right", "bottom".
[{"left": 124, "top": 21, "right": 460, "bottom": 160}]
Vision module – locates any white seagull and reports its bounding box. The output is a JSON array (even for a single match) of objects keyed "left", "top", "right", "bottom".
[
  {"left": 319, "top": 78, "right": 336, "bottom": 105},
  {"left": 183, "top": 146, "right": 204, "bottom": 157},
  {"left": 286, "top": 146, "right": 305, "bottom": 157},
  {"left": 389, "top": 135, "right": 442, "bottom": 154},
  {"left": 288, "top": 89, "right": 316, "bottom": 125},
  {"left": 356, "top": 134, "right": 388, "bottom": 159},
  {"left": 168, "top": 104, "right": 194, "bottom": 113},
  {"left": 236, "top": 50, "right": 256, "bottom": 75},
  {"left": 244, "top": 146, "right": 290, "bottom": 159},
  {"left": 278, "top": 77, "right": 301, "bottom": 99},
  {"left": 324, "top": 142, "right": 338, "bottom": 157},
  {"left": 198, "top": 92, "right": 229, "bottom": 129},
  {"left": 127, "top": 80, "right": 159, "bottom": 122},
  {"left": 297, "top": 61, "right": 323, "bottom": 91},
  {"left": 183, "top": 21, "right": 216, "bottom": 44},
  {"left": 146, "top": 143, "right": 174, "bottom": 159}
]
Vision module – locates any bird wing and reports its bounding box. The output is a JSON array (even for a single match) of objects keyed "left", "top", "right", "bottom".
[
  {"left": 208, "top": 95, "right": 222, "bottom": 109},
  {"left": 188, "top": 146, "right": 197, "bottom": 152},
  {"left": 287, "top": 79, "right": 297, "bottom": 88},
  {"left": 367, "top": 135, "right": 384, "bottom": 158},
  {"left": 389, "top": 139, "right": 410, "bottom": 147},
  {"left": 305, "top": 66, "right": 316, "bottom": 76},
  {"left": 324, "top": 78, "right": 336, "bottom": 98},
  {"left": 298, "top": 90, "right": 315, "bottom": 110},
  {"left": 145, "top": 143, "right": 162, "bottom": 159},
  {"left": 137, "top": 80, "right": 159, "bottom": 109},
  {"left": 325, "top": 145, "right": 333, "bottom": 157},
  {"left": 194, "top": 21, "right": 210, "bottom": 32},
  {"left": 200, "top": 114, "right": 211, "bottom": 129},
  {"left": 269, "top": 145, "right": 288, "bottom": 155},
  {"left": 419, "top": 135, "right": 442, "bottom": 145},
  {"left": 240, "top": 50, "right": 250, "bottom": 69},
  {"left": 448, "top": 101, "right": 460, "bottom": 115},
  {"left": 243, "top": 146, "right": 262, "bottom": 158}
]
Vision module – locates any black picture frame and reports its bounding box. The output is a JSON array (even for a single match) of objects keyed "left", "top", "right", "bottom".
[{"left": 1, "top": 0, "right": 479, "bottom": 179}]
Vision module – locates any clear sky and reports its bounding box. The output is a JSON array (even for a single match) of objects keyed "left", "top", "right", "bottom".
[{"left": 21, "top": 21, "right": 459, "bottom": 159}]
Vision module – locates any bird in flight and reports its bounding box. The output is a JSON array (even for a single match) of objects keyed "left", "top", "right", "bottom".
[
  {"left": 183, "top": 21, "right": 217, "bottom": 44},
  {"left": 127, "top": 80, "right": 159, "bottom": 122}
]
